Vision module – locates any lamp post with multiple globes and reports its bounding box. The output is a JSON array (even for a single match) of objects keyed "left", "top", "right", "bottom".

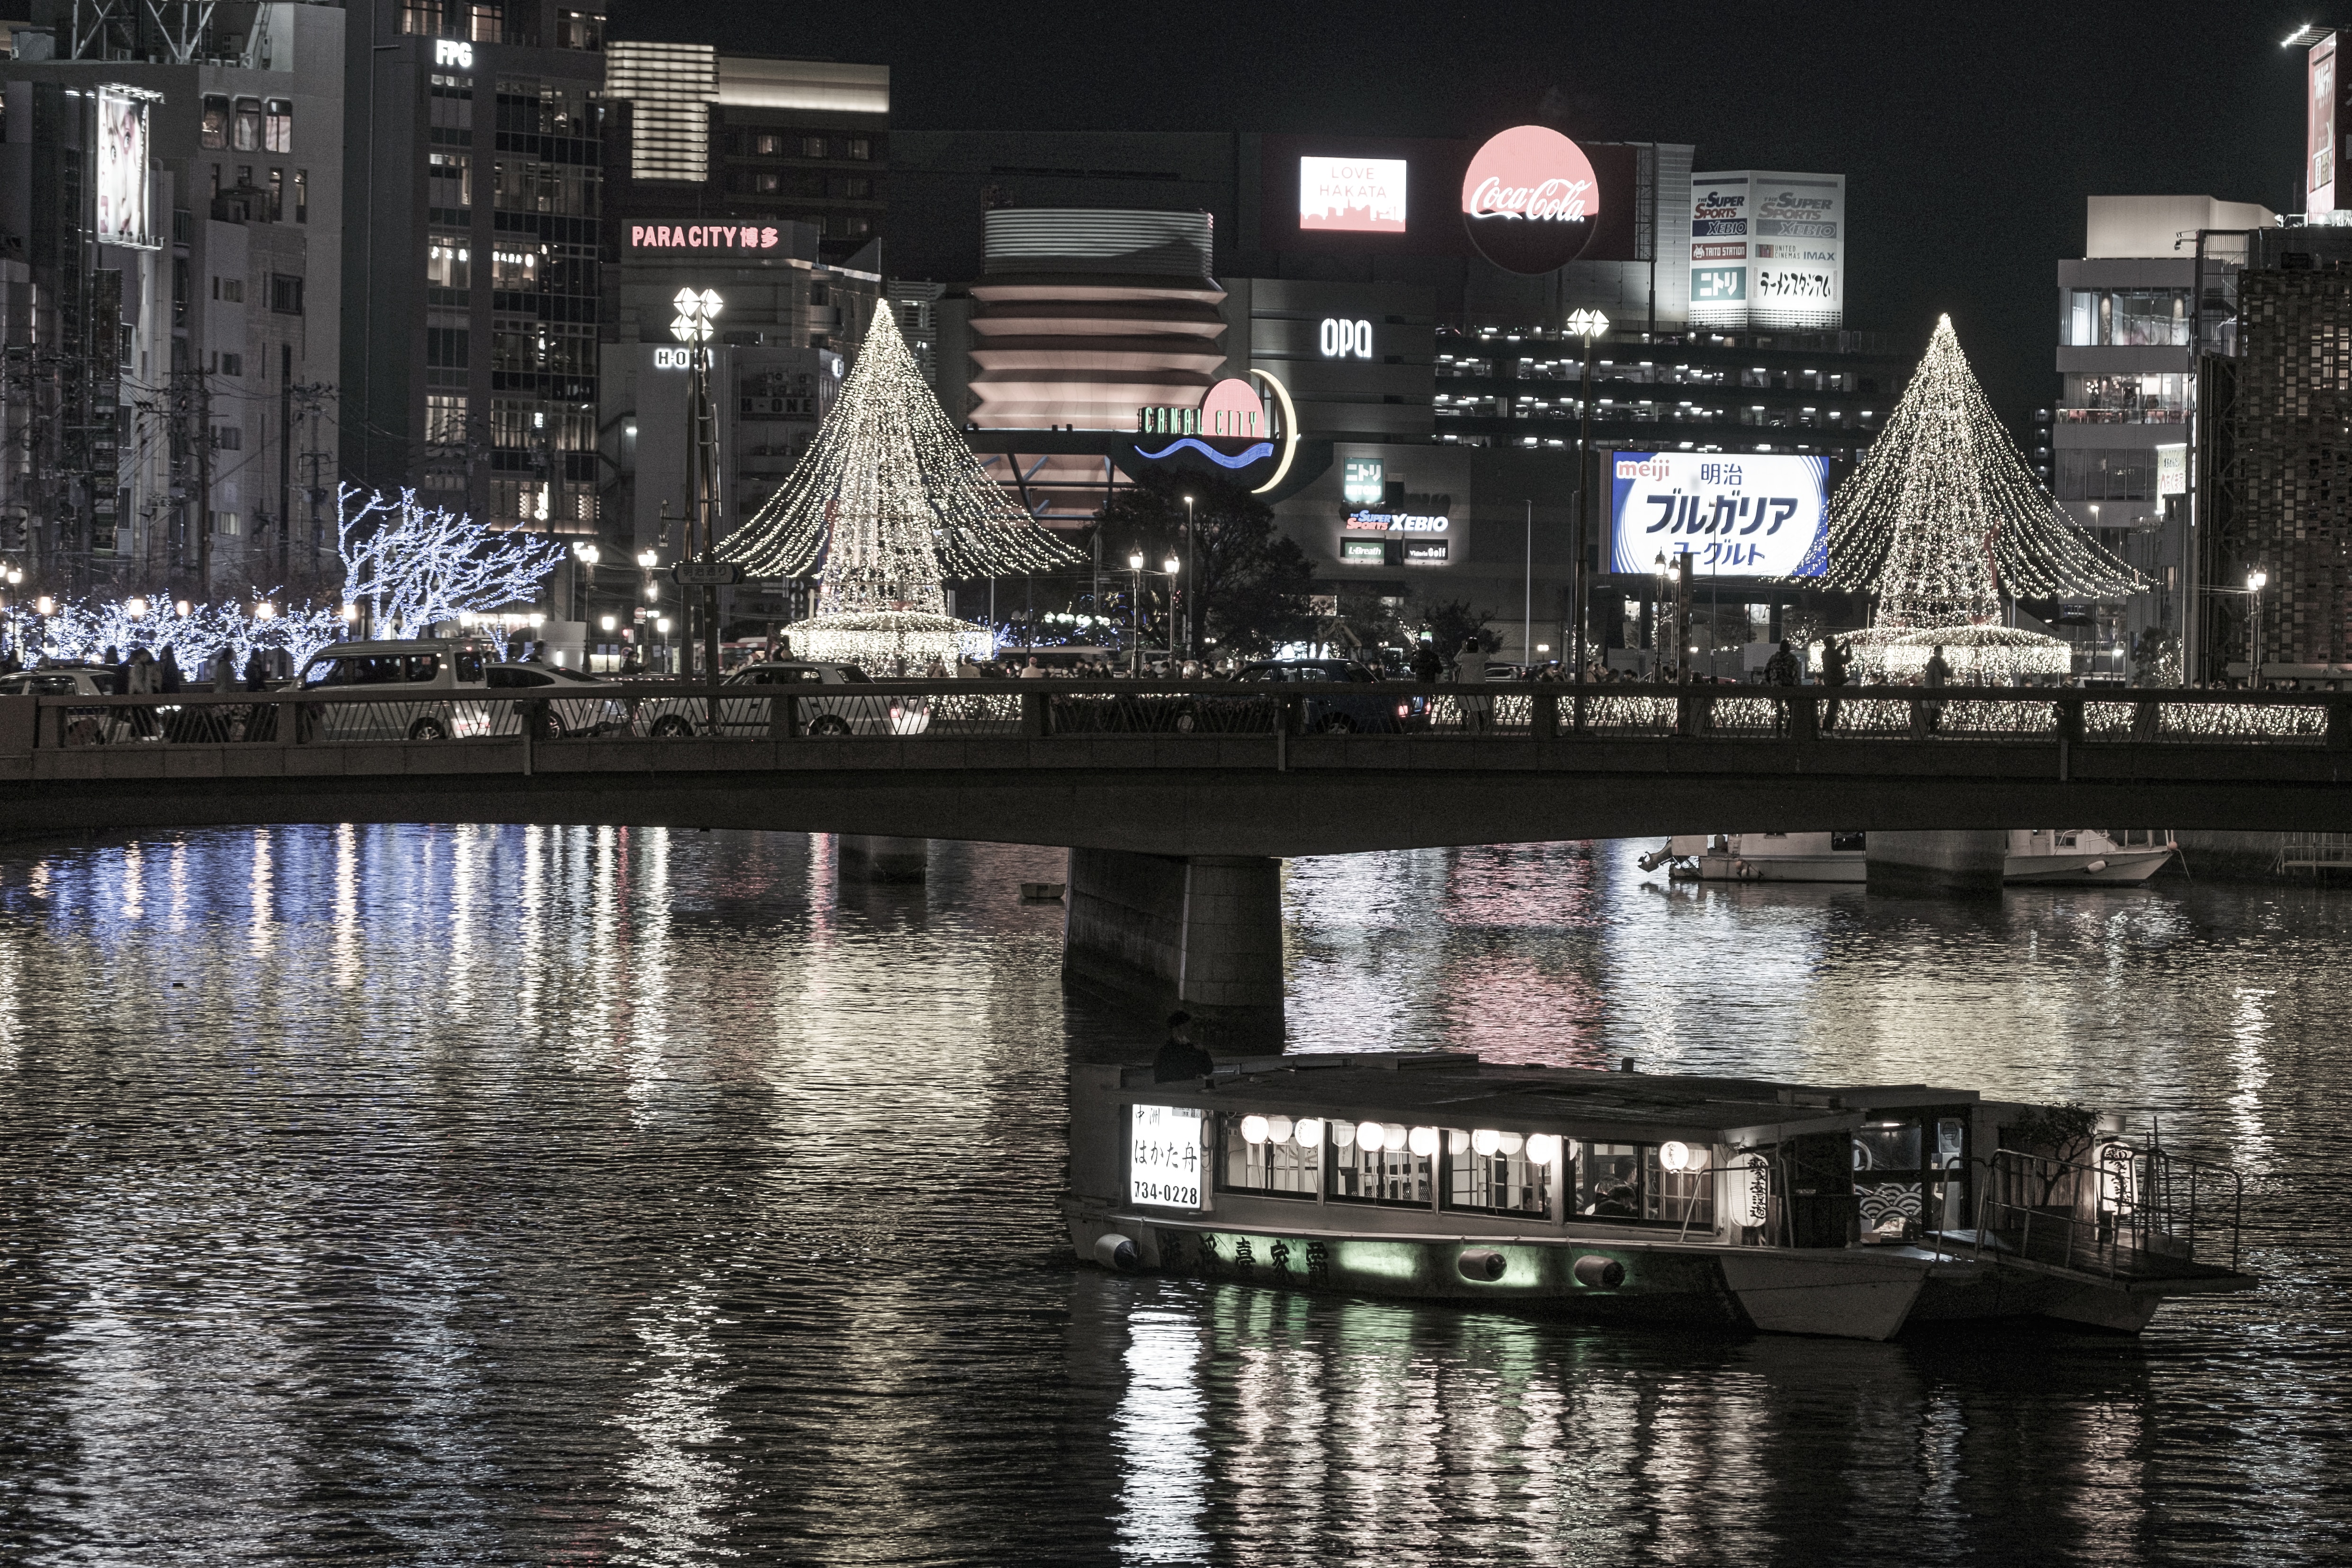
[
  {"left": 1566, "top": 308, "right": 1609, "bottom": 708},
  {"left": 2246, "top": 569, "right": 2269, "bottom": 687}
]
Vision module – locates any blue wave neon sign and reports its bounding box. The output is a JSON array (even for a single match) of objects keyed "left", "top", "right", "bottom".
[{"left": 1134, "top": 438, "right": 1274, "bottom": 469}]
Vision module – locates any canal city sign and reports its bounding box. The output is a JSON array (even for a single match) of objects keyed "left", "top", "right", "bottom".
[
  {"left": 1608, "top": 451, "right": 1831, "bottom": 578},
  {"left": 1129, "top": 372, "right": 1302, "bottom": 495}
]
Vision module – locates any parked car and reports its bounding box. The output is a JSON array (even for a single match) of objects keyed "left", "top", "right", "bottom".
[
  {"left": 293, "top": 640, "right": 496, "bottom": 741},
  {"left": 635, "top": 660, "right": 930, "bottom": 737},
  {"left": 484, "top": 661, "right": 632, "bottom": 738}
]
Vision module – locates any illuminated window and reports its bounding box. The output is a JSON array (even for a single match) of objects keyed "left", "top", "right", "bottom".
[
  {"left": 1329, "top": 1122, "right": 1434, "bottom": 1208},
  {"left": 294, "top": 169, "right": 307, "bottom": 224},
  {"left": 264, "top": 99, "right": 292, "bottom": 153},
  {"left": 754, "top": 132, "right": 781, "bottom": 156},
  {"left": 267, "top": 168, "right": 283, "bottom": 220},
  {"left": 425, "top": 394, "right": 468, "bottom": 444},
  {"left": 1443, "top": 1129, "right": 1553, "bottom": 1216},
  {"left": 426, "top": 238, "right": 470, "bottom": 289},
  {"left": 846, "top": 136, "right": 871, "bottom": 161},
  {"left": 233, "top": 97, "right": 262, "bottom": 152},
  {"left": 491, "top": 248, "right": 539, "bottom": 289},
  {"left": 799, "top": 134, "right": 826, "bottom": 158},
  {"left": 428, "top": 150, "right": 471, "bottom": 208},
  {"left": 200, "top": 95, "right": 227, "bottom": 149},
  {"left": 1218, "top": 1115, "right": 1320, "bottom": 1199}
]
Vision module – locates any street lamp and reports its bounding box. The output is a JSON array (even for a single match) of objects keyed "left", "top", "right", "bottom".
[
  {"left": 570, "top": 539, "right": 600, "bottom": 631},
  {"left": 672, "top": 288, "right": 724, "bottom": 684},
  {"left": 1164, "top": 554, "right": 1182, "bottom": 662},
  {"left": 1566, "top": 309, "right": 1610, "bottom": 704},
  {"left": 1182, "top": 493, "right": 1195, "bottom": 658},
  {"left": 1128, "top": 549, "right": 1146, "bottom": 673},
  {"left": 2247, "top": 569, "right": 2269, "bottom": 686}
]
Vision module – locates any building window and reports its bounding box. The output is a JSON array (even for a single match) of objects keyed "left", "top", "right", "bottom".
[
  {"left": 425, "top": 394, "right": 469, "bottom": 445},
  {"left": 213, "top": 277, "right": 244, "bottom": 303},
  {"left": 799, "top": 134, "right": 826, "bottom": 158},
  {"left": 425, "top": 327, "right": 469, "bottom": 369},
  {"left": 210, "top": 511, "right": 242, "bottom": 538},
  {"left": 754, "top": 132, "right": 781, "bottom": 156},
  {"left": 294, "top": 169, "right": 308, "bottom": 223},
  {"left": 1443, "top": 1128, "right": 1555, "bottom": 1217},
  {"left": 217, "top": 353, "right": 243, "bottom": 377},
  {"left": 1330, "top": 1121, "right": 1435, "bottom": 1207},
  {"left": 429, "top": 151, "right": 470, "bottom": 208},
  {"left": 399, "top": 1, "right": 443, "bottom": 35},
  {"left": 468, "top": 2, "right": 503, "bottom": 43},
  {"left": 490, "top": 247, "right": 539, "bottom": 289},
  {"left": 201, "top": 95, "right": 228, "bottom": 149},
  {"left": 754, "top": 171, "right": 781, "bottom": 194},
  {"left": 269, "top": 274, "right": 304, "bottom": 314},
  {"left": 558, "top": 9, "right": 604, "bottom": 50},
  {"left": 427, "top": 238, "right": 470, "bottom": 289},
  {"left": 837, "top": 176, "right": 870, "bottom": 199},
  {"left": 209, "top": 425, "right": 242, "bottom": 450},
  {"left": 846, "top": 136, "right": 871, "bottom": 161},
  {"left": 1219, "top": 1114, "right": 1321, "bottom": 1198},
  {"left": 2064, "top": 288, "right": 2190, "bottom": 349},
  {"left": 264, "top": 99, "right": 292, "bottom": 153},
  {"left": 233, "top": 97, "right": 262, "bottom": 152},
  {"left": 267, "top": 168, "right": 284, "bottom": 221}
]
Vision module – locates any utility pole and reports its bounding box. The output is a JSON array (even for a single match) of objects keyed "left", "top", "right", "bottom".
[
  {"left": 194, "top": 370, "right": 212, "bottom": 600},
  {"left": 279, "top": 364, "right": 293, "bottom": 584}
]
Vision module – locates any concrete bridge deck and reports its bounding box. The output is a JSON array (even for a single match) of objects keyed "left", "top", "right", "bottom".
[{"left": 1, "top": 682, "right": 2346, "bottom": 854}]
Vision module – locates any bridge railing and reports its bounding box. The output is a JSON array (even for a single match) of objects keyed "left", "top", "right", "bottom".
[{"left": 6, "top": 680, "right": 2348, "bottom": 751}]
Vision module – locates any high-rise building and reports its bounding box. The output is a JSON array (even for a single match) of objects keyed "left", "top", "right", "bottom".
[
  {"left": 2051, "top": 195, "right": 2273, "bottom": 676},
  {"left": 601, "top": 40, "right": 885, "bottom": 270},
  {"left": 340, "top": 0, "right": 608, "bottom": 538},
  {"left": 2, "top": 1, "right": 344, "bottom": 593}
]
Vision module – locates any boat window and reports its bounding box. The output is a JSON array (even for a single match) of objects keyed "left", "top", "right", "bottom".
[
  {"left": 1853, "top": 1115, "right": 1968, "bottom": 1239},
  {"left": 1443, "top": 1127, "right": 1556, "bottom": 1216},
  {"left": 1831, "top": 832, "right": 1866, "bottom": 851},
  {"left": 1329, "top": 1120, "right": 1434, "bottom": 1207},
  {"left": 1220, "top": 1113, "right": 1320, "bottom": 1198},
  {"left": 1578, "top": 1141, "right": 1716, "bottom": 1226},
  {"left": 1579, "top": 1143, "right": 1646, "bottom": 1218}
]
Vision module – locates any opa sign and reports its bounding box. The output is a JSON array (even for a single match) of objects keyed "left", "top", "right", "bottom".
[{"left": 1319, "top": 318, "right": 1373, "bottom": 359}]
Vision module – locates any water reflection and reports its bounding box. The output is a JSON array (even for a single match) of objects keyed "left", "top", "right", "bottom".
[{"left": 0, "top": 826, "right": 2346, "bottom": 1564}]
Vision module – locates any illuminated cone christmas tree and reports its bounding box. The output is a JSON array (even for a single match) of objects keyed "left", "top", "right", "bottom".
[
  {"left": 720, "top": 307, "right": 1077, "bottom": 667},
  {"left": 1809, "top": 315, "right": 2141, "bottom": 678}
]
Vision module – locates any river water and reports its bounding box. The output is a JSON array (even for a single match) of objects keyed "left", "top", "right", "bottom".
[{"left": 0, "top": 826, "right": 2344, "bottom": 1566}]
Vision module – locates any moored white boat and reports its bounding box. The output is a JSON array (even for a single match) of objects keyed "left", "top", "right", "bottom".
[
  {"left": 1065, "top": 1052, "right": 2252, "bottom": 1341},
  {"left": 1643, "top": 832, "right": 1867, "bottom": 883},
  {"left": 2004, "top": 829, "right": 2177, "bottom": 884}
]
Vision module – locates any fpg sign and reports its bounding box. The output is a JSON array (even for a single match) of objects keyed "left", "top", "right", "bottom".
[{"left": 1461, "top": 125, "right": 1601, "bottom": 275}]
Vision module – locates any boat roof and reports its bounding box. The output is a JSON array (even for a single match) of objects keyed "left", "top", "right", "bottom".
[{"left": 1113, "top": 1052, "right": 1988, "bottom": 1144}]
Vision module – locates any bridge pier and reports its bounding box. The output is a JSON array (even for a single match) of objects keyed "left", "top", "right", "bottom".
[
  {"left": 1064, "top": 848, "right": 1285, "bottom": 1046},
  {"left": 1866, "top": 830, "right": 2009, "bottom": 896},
  {"left": 837, "top": 834, "right": 928, "bottom": 883}
]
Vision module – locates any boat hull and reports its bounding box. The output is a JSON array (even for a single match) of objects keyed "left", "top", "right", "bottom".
[
  {"left": 1692, "top": 852, "right": 1865, "bottom": 883},
  {"left": 2003, "top": 848, "right": 2174, "bottom": 884},
  {"left": 1068, "top": 1208, "right": 1930, "bottom": 1341}
]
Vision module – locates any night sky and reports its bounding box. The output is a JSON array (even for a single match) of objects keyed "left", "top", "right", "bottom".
[{"left": 617, "top": 0, "right": 2310, "bottom": 420}]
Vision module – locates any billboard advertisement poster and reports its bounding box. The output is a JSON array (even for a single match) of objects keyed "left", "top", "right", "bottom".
[
  {"left": 1609, "top": 452, "right": 1830, "bottom": 578},
  {"left": 2315, "top": 36, "right": 2340, "bottom": 215},
  {"left": 1340, "top": 538, "right": 1387, "bottom": 564},
  {"left": 1341, "top": 458, "right": 1385, "bottom": 506},
  {"left": 1461, "top": 125, "right": 1599, "bottom": 274},
  {"left": 1300, "top": 157, "right": 1408, "bottom": 233},
  {"left": 2156, "top": 444, "right": 2188, "bottom": 497},
  {"left": 96, "top": 87, "right": 158, "bottom": 250},
  {"left": 1691, "top": 171, "right": 1843, "bottom": 331}
]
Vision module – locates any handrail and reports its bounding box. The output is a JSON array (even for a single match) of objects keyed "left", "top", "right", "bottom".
[{"left": 1970, "top": 1144, "right": 2244, "bottom": 1275}]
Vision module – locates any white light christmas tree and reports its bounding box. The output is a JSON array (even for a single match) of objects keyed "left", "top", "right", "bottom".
[
  {"left": 718, "top": 306, "right": 1078, "bottom": 669},
  {"left": 1806, "top": 315, "right": 2143, "bottom": 680}
]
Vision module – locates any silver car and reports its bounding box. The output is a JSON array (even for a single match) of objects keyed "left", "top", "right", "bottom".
[
  {"left": 636, "top": 660, "right": 930, "bottom": 737},
  {"left": 484, "top": 662, "right": 633, "bottom": 738},
  {"left": 294, "top": 640, "right": 496, "bottom": 741}
]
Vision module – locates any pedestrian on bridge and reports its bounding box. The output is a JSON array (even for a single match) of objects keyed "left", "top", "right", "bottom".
[
  {"left": 1453, "top": 636, "right": 1491, "bottom": 732},
  {"left": 1819, "top": 636, "right": 1851, "bottom": 731},
  {"left": 1923, "top": 646, "right": 1952, "bottom": 734}
]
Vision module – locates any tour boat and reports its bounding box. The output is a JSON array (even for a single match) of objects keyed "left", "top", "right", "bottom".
[
  {"left": 2004, "top": 829, "right": 2177, "bottom": 884},
  {"left": 1640, "top": 832, "right": 1867, "bottom": 882},
  {"left": 1064, "top": 1052, "right": 2253, "bottom": 1341}
]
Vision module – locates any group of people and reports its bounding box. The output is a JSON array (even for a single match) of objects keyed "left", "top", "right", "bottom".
[{"left": 2, "top": 641, "right": 283, "bottom": 693}]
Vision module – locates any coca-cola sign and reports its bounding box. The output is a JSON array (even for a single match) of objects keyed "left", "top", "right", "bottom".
[{"left": 1460, "top": 125, "right": 1601, "bottom": 275}]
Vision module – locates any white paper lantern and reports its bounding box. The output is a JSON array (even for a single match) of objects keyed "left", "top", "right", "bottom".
[
  {"left": 1267, "top": 1115, "right": 1294, "bottom": 1145},
  {"left": 1446, "top": 1129, "right": 1471, "bottom": 1156},
  {"left": 1295, "top": 1118, "right": 1324, "bottom": 1148},
  {"left": 1472, "top": 1128, "right": 1501, "bottom": 1157},
  {"left": 1331, "top": 1120, "right": 1356, "bottom": 1149},
  {"left": 1241, "top": 1115, "right": 1270, "bottom": 1146},
  {"left": 1498, "top": 1131, "right": 1525, "bottom": 1157},
  {"left": 1525, "top": 1134, "right": 1562, "bottom": 1167},
  {"left": 1658, "top": 1140, "right": 1690, "bottom": 1172},
  {"left": 1356, "top": 1121, "right": 1385, "bottom": 1153},
  {"left": 1383, "top": 1123, "right": 1409, "bottom": 1152},
  {"left": 1408, "top": 1126, "right": 1438, "bottom": 1158}
]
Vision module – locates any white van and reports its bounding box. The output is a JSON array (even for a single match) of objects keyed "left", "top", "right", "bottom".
[{"left": 295, "top": 640, "right": 495, "bottom": 741}]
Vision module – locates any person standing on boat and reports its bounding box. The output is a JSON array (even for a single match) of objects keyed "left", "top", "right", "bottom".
[{"left": 1152, "top": 1011, "right": 1216, "bottom": 1083}]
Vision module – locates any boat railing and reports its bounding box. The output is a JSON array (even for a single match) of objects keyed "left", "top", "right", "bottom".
[{"left": 1962, "top": 1145, "right": 2243, "bottom": 1278}]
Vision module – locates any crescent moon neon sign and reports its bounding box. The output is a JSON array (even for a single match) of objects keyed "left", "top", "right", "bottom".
[{"left": 1248, "top": 368, "right": 1299, "bottom": 495}]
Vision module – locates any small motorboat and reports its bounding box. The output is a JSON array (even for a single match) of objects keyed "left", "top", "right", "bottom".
[
  {"left": 1065, "top": 1052, "right": 2251, "bottom": 1340},
  {"left": 1640, "top": 832, "right": 1867, "bottom": 883},
  {"left": 2005, "top": 829, "right": 2177, "bottom": 884}
]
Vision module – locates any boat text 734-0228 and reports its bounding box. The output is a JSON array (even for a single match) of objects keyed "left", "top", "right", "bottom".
[{"left": 1063, "top": 1053, "right": 2252, "bottom": 1341}]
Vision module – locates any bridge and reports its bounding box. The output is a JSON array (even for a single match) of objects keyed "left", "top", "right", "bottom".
[{"left": 5, "top": 679, "right": 2346, "bottom": 1039}]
